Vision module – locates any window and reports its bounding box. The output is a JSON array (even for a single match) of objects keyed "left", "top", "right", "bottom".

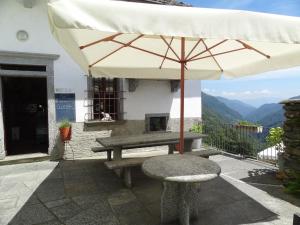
[{"left": 86, "top": 78, "right": 122, "bottom": 121}]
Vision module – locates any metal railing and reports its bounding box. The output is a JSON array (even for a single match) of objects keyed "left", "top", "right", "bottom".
[
  {"left": 84, "top": 90, "right": 126, "bottom": 122},
  {"left": 201, "top": 122, "right": 281, "bottom": 165}
]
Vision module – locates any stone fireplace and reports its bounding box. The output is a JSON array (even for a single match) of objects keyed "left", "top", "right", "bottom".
[{"left": 145, "top": 113, "right": 169, "bottom": 133}]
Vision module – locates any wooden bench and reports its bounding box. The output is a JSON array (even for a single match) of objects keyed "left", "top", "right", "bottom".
[
  {"left": 104, "top": 157, "right": 150, "bottom": 188},
  {"left": 91, "top": 147, "right": 113, "bottom": 161},
  {"left": 185, "top": 148, "right": 220, "bottom": 158}
]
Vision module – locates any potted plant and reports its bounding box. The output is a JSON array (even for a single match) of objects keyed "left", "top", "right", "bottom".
[
  {"left": 190, "top": 123, "right": 203, "bottom": 149},
  {"left": 266, "top": 127, "right": 285, "bottom": 178},
  {"left": 59, "top": 120, "right": 72, "bottom": 141}
]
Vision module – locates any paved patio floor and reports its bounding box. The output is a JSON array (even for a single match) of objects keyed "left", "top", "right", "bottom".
[{"left": 0, "top": 154, "right": 299, "bottom": 225}]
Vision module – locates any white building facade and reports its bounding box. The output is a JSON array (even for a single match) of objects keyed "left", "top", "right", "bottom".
[{"left": 0, "top": 0, "right": 202, "bottom": 160}]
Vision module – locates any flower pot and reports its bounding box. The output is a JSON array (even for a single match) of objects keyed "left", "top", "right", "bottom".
[{"left": 59, "top": 126, "right": 72, "bottom": 141}]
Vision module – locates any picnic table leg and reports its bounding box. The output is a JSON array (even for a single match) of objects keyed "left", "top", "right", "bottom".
[
  {"left": 107, "top": 150, "right": 112, "bottom": 161},
  {"left": 184, "top": 140, "right": 193, "bottom": 152},
  {"left": 113, "top": 147, "right": 123, "bottom": 177},
  {"left": 168, "top": 144, "right": 175, "bottom": 154},
  {"left": 113, "top": 147, "right": 122, "bottom": 160},
  {"left": 123, "top": 168, "right": 132, "bottom": 188}
]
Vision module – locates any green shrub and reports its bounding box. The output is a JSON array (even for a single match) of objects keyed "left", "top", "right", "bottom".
[
  {"left": 238, "top": 120, "right": 260, "bottom": 126},
  {"left": 59, "top": 119, "right": 71, "bottom": 129},
  {"left": 266, "top": 127, "right": 284, "bottom": 150},
  {"left": 190, "top": 124, "right": 202, "bottom": 133}
]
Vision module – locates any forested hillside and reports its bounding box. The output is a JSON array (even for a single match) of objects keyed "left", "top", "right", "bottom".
[
  {"left": 216, "top": 96, "right": 256, "bottom": 117},
  {"left": 202, "top": 93, "right": 299, "bottom": 128},
  {"left": 202, "top": 92, "right": 242, "bottom": 123}
]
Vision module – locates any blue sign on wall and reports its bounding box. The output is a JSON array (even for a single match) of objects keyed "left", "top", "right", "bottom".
[{"left": 55, "top": 93, "right": 76, "bottom": 122}]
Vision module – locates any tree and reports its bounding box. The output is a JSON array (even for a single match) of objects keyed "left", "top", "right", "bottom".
[{"left": 265, "top": 127, "right": 284, "bottom": 151}]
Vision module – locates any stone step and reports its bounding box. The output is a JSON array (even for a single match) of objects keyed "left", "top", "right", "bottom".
[
  {"left": 0, "top": 153, "right": 50, "bottom": 166},
  {"left": 71, "top": 132, "right": 109, "bottom": 138}
]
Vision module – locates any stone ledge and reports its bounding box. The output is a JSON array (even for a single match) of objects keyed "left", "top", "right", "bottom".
[{"left": 84, "top": 120, "right": 127, "bottom": 127}]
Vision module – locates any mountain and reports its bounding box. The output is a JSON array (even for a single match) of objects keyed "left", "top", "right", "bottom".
[
  {"left": 257, "top": 109, "right": 284, "bottom": 127},
  {"left": 291, "top": 95, "right": 300, "bottom": 99},
  {"left": 245, "top": 103, "right": 282, "bottom": 122},
  {"left": 202, "top": 93, "right": 299, "bottom": 128},
  {"left": 202, "top": 92, "right": 243, "bottom": 123},
  {"left": 216, "top": 96, "right": 256, "bottom": 117},
  {"left": 257, "top": 95, "right": 300, "bottom": 127}
]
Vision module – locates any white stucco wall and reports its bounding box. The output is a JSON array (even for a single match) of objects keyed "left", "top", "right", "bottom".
[
  {"left": 124, "top": 80, "right": 202, "bottom": 120},
  {"left": 0, "top": 0, "right": 87, "bottom": 122},
  {"left": 0, "top": 0, "right": 202, "bottom": 122}
]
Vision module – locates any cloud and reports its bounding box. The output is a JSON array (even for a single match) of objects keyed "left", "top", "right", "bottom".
[
  {"left": 203, "top": 88, "right": 216, "bottom": 93},
  {"left": 223, "top": 67, "right": 300, "bottom": 82},
  {"left": 210, "top": 0, "right": 255, "bottom": 9},
  {"left": 222, "top": 91, "right": 237, "bottom": 96},
  {"left": 217, "top": 89, "right": 273, "bottom": 99},
  {"left": 260, "top": 89, "right": 272, "bottom": 94}
]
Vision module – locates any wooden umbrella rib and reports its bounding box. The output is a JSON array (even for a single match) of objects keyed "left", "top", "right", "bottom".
[
  {"left": 160, "top": 36, "right": 181, "bottom": 60},
  {"left": 187, "top": 39, "right": 228, "bottom": 61},
  {"left": 79, "top": 33, "right": 123, "bottom": 50},
  {"left": 185, "top": 38, "right": 203, "bottom": 60},
  {"left": 111, "top": 40, "right": 180, "bottom": 63},
  {"left": 202, "top": 40, "right": 223, "bottom": 72},
  {"left": 159, "top": 37, "right": 174, "bottom": 69},
  {"left": 160, "top": 36, "right": 188, "bottom": 70},
  {"left": 188, "top": 47, "right": 246, "bottom": 62},
  {"left": 89, "top": 34, "right": 144, "bottom": 67},
  {"left": 236, "top": 40, "right": 270, "bottom": 59}
]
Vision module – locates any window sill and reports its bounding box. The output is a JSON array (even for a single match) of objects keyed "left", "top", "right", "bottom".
[{"left": 84, "top": 120, "right": 127, "bottom": 127}]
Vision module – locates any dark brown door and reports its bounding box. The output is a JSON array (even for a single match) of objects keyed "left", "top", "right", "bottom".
[{"left": 2, "top": 77, "right": 48, "bottom": 155}]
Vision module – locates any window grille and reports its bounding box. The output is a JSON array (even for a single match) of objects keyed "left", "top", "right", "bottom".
[{"left": 85, "top": 78, "right": 124, "bottom": 121}]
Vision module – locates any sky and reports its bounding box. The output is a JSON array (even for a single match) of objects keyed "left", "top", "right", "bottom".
[{"left": 184, "top": 0, "right": 300, "bottom": 107}]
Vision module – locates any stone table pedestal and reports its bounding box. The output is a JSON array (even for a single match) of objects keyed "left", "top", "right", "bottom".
[
  {"left": 160, "top": 182, "right": 202, "bottom": 224},
  {"left": 142, "top": 154, "right": 221, "bottom": 225}
]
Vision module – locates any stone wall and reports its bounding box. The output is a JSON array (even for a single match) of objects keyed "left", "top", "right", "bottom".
[
  {"left": 280, "top": 99, "right": 300, "bottom": 178},
  {"left": 60, "top": 118, "right": 201, "bottom": 160}
]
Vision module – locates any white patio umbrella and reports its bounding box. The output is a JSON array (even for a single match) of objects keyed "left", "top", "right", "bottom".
[{"left": 48, "top": 0, "right": 300, "bottom": 153}]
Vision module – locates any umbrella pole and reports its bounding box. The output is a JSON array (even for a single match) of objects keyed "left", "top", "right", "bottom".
[{"left": 179, "top": 37, "right": 185, "bottom": 154}]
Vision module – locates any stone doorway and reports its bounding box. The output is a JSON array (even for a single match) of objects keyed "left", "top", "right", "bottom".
[
  {"left": 2, "top": 76, "right": 48, "bottom": 155},
  {"left": 0, "top": 51, "right": 59, "bottom": 159}
]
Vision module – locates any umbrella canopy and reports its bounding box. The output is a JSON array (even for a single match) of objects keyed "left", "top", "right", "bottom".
[
  {"left": 48, "top": 0, "right": 300, "bottom": 153},
  {"left": 48, "top": 0, "right": 300, "bottom": 79}
]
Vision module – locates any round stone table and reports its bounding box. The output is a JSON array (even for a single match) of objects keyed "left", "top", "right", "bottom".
[{"left": 142, "top": 154, "right": 221, "bottom": 225}]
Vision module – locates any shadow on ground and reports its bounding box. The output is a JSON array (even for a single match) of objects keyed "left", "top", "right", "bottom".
[
  {"left": 241, "top": 168, "right": 300, "bottom": 208},
  {"left": 7, "top": 159, "right": 278, "bottom": 225}
]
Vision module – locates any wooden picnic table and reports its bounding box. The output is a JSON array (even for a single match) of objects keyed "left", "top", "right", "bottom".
[{"left": 96, "top": 132, "right": 206, "bottom": 160}]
